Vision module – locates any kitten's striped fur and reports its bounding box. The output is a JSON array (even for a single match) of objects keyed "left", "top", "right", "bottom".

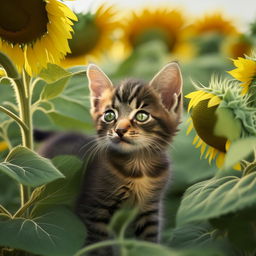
[
  {"left": 39, "top": 63, "right": 183, "bottom": 256},
  {"left": 76, "top": 63, "right": 183, "bottom": 255}
]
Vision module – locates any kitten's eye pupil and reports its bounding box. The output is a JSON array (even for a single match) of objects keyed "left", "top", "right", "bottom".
[
  {"left": 135, "top": 111, "right": 149, "bottom": 122},
  {"left": 104, "top": 110, "right": 116, "bottom": 122}
]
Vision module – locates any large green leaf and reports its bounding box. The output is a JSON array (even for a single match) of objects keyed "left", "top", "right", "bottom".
[
  {"left": 0, "top": 146, "right": 64, "bottom": 186},
  {"left": 169, "top": 223, "right": 237, "bottom": 256},
  {"left": 33, "top": 72, "right": 93, "bottom": 132},
  {"left": 32, "top": 155, "right": 83, "bottom": 213},
  {"left": 0, "top": 206, "right": 86, "bottom": 256},
  {"left": 41, "top": 76, "right": 71, "bottom": 100},
  {"left": 0, "top": 173, "right": 19, "bottom": 213},
  {"left": 39, "top": 63, "right": 71, "bottom": 83},
  {"left": 48, "top": 112, "right": 92, "bottom": 130},
  {"left": 176, "top": 172, "right": 256, "bottom": 226}
]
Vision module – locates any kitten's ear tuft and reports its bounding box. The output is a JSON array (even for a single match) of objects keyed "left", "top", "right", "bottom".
[
  {"left": 87, "top": 64, "right": 113, "bottom": 111},
  {"left": 150, "top": 62, "right": 183, "bottom": 112}
]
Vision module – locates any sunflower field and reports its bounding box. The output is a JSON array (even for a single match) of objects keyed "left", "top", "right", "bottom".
[{"left": 0, "top": 1, "right": 256, "bottom": 256}]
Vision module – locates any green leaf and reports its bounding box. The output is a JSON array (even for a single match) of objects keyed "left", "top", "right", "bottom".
[
  {"left": 33, "top": 70, "right": 92, "bottom": 131},
  {"left": 224, "top": 137, "right": 256, "bottom": 170},
  {"left": 0, "top": 206, "right": 86, "bottom": 256},
  {"left": 176, "top": 173, "right": 256, "bottom": 226},
  {"left": 126, "top": 241, "right": 225, "bottom": 256},
  {"left": 39, "top": 63, "right": 71, "bottom": 83},
  {"left": 0, "top": 173, "right": 19, "bottom": 213},
  {"left": 0, "top": 146, "right": 64, "bottom": 187},
  {"left": 169, "top": 223, "right": 237, "bottom": 256},
  {"left": 32, "top": 156, "right": 83, "bottom": 213},
  {"left": 48, "top": 112, "right": 93, "bottom": 131},
  {"left": 214, "top": 107, "right": 242, "bottom": 141},
  {"left": 41, "top": 76, "right": 71, "bottom": 100}
]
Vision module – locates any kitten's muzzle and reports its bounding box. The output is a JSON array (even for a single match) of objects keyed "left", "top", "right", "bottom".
[{"left": 115, "top": 128, "right": 127, "bottom": 138}]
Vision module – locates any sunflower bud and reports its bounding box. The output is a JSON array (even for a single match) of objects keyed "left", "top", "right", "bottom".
[{"left": 186, "top": 77, "right": 256, "bottom": 169}]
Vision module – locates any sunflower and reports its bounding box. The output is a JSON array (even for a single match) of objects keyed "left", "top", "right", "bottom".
[
  {"left": 186, "top": 78, "right": 256, "bottom": 169},
  {"left": 0, "top": 0, "right": 77, "bottom": 75},
  {"left": 222, "top": 35, "right": 253, "bottom": 59},
  {"left": 228, "top": 57, "right": 256, "bottom": 94},
  {"left": 192, "top": 12, "right": 238, "bottom": 36},
  {"left": 188, "top": 12, "right": 238, "bottom": 55},
  {"left": 122, "top": 8, "right": 189, "bottom": 56},
  {"left": 61, "top": 5, "right": 119, "bottom": 67}
]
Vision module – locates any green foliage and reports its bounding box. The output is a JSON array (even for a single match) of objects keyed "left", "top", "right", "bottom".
[
  {"left": 176, "top": 172, "right": 256, "bottom": 226},
  {"left": 32, "top": 155, "right": 83, "bottom": 213},
  {"left": 0, "top": 206, "right": 86, "bottom": 256},
  {"left": 0, "top": 146, "right": 64, "bottom": 187}
]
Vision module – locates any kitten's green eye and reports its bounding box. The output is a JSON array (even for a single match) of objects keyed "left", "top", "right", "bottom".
[
  {"left": 135, "top": 111, "right": 150, "bottom": 122},
  {"left": 104, "top": 110, "right": 116, "bottom": 122}
]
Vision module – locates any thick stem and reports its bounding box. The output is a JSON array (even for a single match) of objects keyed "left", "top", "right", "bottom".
[
  {"left": 18, "top": 70, "right": 33, "bottom": 207},
  {"left": 20, "top": 70, "right": 33, "bottom": 150},
  {"left": 0, "top": 53, "right": 33, "bottom": 208}
]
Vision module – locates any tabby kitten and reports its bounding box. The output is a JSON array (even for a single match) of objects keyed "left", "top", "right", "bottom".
[
  {"left": 39, "top": 63, "right": 183, "bottom": 255},
  {"left": 75, "top": 62, "right": 183, "bottom": 255}
]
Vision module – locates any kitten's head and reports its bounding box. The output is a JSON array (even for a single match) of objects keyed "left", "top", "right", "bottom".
[{"left": 87, "top": 63, "right": 183, "bottom": 153}]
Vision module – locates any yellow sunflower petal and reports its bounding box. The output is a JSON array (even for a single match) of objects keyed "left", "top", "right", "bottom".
[
  {"left": 216, "top": 152, "right": 225, "bottom": 168},
  {"left": 195, "top": 139, "right": 203, "bottom": 148},
  {"left": 233, "top": 162, "right": 241, "bottom": 171},
  {"left": 187, "top": 91, "right": 205, "bottom": 111},
  {"left": 192, "top": 135, "right": 200, "bottom": 145},
  {"left": 200, "top": 142, "right": 207, "bottom": 158},
  {"left": 208, "top": 95, "right": 221, "bottom": 107},
  {"left": 186, "top": 121, "right": 194, "bottom": 135}
]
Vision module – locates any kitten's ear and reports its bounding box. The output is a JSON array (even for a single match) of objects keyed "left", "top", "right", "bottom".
[
  {"left": 87, "top": 64, "right": 113, "bottom": 112},
  {"left": 150, "top": 62, "right": 183, "bottom": 113}
]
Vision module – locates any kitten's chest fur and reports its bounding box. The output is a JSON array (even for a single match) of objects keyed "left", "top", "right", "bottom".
[{"left": 87, "top": 151, "right": 170, "bottom": 208}]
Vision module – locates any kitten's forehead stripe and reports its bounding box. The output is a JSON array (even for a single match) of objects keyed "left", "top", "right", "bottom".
[{"left": 114, "top": 79, "right": 147, "bottom": 111}]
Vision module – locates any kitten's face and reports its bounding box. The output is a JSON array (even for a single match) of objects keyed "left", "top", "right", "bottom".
[
  {"left": 95, "top": 81, "right": 177, "bottom": 153},
  {"left": 87, "top": 63, "right": 183, "bottom": 154}
]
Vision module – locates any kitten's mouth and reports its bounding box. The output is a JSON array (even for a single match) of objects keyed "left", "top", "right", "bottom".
[{"left": 111, "top": 136, "right": 132, "bottom": 145}]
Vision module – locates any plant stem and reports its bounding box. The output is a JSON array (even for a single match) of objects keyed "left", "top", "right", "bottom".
[
  {"left": 0, "top": 106, "right": 28, "bottom": 133},
  {"left": 0, "top": 53, "right": 34, "bottom": 209},
  {"left": 17, "top": 70, "right": 34, "bottom": 207},
  {"left": 74, "top": 239, "right": 170, "bottom": 256}
]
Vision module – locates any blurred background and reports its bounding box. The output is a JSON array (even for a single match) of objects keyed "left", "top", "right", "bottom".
[{"left": 58, "top": 0, "right": 256, "bottom": 241}]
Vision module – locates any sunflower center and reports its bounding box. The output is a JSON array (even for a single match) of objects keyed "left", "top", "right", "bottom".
[
  {"left": 131, "top": 28, "right": 175, "bottom": 50},
  {"left": 0, "top": 0, "right": 48, "bottom": 45},
  {"left": 67, "top": 14, "right": 101, "bottom": 57},
  {"left": 191, "top": 99, "right": 227, "bottom": 152}
]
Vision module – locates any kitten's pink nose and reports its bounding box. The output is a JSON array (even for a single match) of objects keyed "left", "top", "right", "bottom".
[
  {"left": 115, "top": 128, "right": 127, "bottom": 137},
  {"left": 115, "top": 119, "right": 130, "bottom": 137}
]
